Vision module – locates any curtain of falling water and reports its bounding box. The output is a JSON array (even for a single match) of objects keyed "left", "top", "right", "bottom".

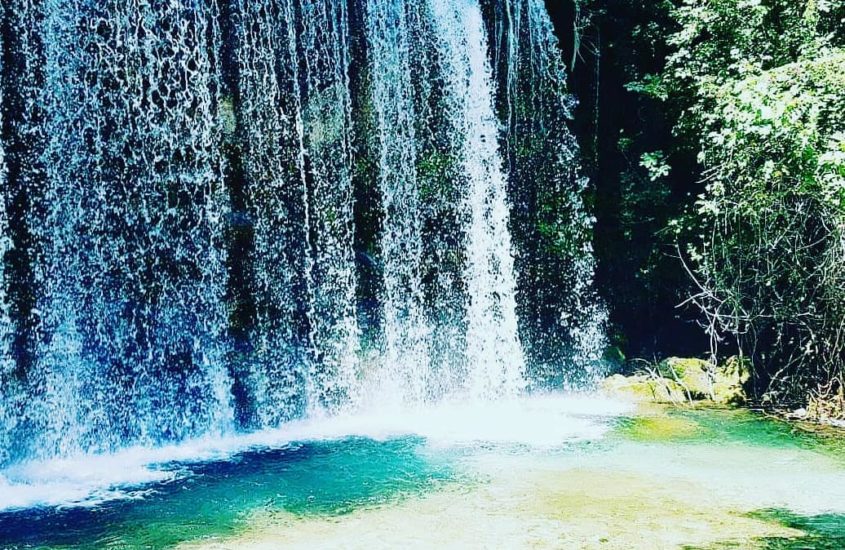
[
  {"left": 364, "top": 0, "right": 432, "bottom": 404},
  {"left": 297, "top": 0, "right": 360, "bottom": 413},
  {"left": 29, "top": 0, "right": 234, "bottom": 457},
  {"left": 0, "top": 29, "right": 16, "bottom": 465},
  {"left": 236, "top": 0, "right": 359, "bottom": 425},
  {"left": 427, "top": 0, "right": 525, "bottom": 399},
  {"left": 0, "top": 0, "right": 598, "bottom": 463},
  {"left": 236, "top": 0, "right": 314, "bottom": 426},
  {"left": 0, "top": 0, "right": 45, "bottom": 464},
  {"left": 483, "top": 0, "right": 606, "bottom": 384},
  {"left": 407, "top": 3, "right": 470, "bottom": 399},
  {"left": 364, "top": 0, "right": 525, "bottom": 403}
]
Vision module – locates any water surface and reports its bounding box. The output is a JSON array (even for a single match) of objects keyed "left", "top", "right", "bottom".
[{"left": 1, "top": 395, "right": 843, "bottom": 549}]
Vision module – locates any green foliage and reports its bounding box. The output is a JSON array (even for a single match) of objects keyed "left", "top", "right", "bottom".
[
  {"left": 639, "top": 151, "right": 671, "bottom": 182},
  {"left": 571, "top": 0, "right": 706, "bottom": 359},
  {"left": 665, "top": 0, "right": 845, "bottom": 136},
  {"left": 661, "top": 0, "right": 845, "bottom": 407},
  {"left": 625, "top": 74, "right": 668, "bottom": 101}
]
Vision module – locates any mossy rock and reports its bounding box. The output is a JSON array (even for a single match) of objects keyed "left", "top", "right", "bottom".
[
  {"left": 657, "top": 357, "right": 712, "bottom": 400},
  {"left": 658, "top": 356, "right": 750, "bottom": 404},
  {"left": 712, "top": 355, "right": 751, "bottom": 405},
  {"left": 603, "top": 356, "right": 749, "bottom": 405}
]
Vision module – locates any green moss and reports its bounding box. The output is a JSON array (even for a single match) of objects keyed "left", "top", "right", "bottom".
[
  {"left": 657, "top": 357, "right": 712, "bottom": 399},
  {"left": 713, "top": 356, "right": 751, "bottom": 405},
  {"left": 606, "top": 357, "right": 750, "bottom": 405}
]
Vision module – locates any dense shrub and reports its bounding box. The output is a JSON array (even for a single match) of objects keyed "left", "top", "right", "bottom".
[{"left": 663, "top": 0, "right": 845, "bottom": 409}]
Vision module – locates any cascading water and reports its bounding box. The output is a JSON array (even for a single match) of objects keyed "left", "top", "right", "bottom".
[
  {"left": 0, "top": 0, "right": 602, "bottom": 465},
  {"left": 297, "top": 0, "right": 361, "bottom": 414},
  {"left": 236, "top": 0, "right": 359, "bottom": 423},
  {"left": 483, "top": 0, "right": 607, "bottom": 383},
  {"left": 363, "top": 0, "right": 434, "bottom": 403},
  {"left": 1, "top": 0, "right": 45, "bottom": 467},
  {"left": 426, "top": 0, "right": 524, "bottom": 398},
  {"left": 363, "top": 0, "right": 524, "bottom": 404},
  {"left": 236, "top": 0, "right": 312, "bottom": 426},
  {"left": 0, "top": 29, "right": 17, "bottom": 465},
  {"left": 30, "top": 0, "right": 234, "bottom": 458}
]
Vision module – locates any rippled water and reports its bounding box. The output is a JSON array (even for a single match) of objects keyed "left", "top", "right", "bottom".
[
  {"left": 1, "top": 395, "right": 843, "bottom": 549},
  {"left": 0, "top": 437, "right": 453, "bottom": 549}
]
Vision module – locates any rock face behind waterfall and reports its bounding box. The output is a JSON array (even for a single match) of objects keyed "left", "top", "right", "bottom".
[{"left": 0, "top": 0, "right": 602, "bottom": 463}]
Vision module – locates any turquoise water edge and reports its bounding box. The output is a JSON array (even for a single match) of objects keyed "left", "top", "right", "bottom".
[{"left": 0, "top": 396, "right": 843, "bottom": 549}]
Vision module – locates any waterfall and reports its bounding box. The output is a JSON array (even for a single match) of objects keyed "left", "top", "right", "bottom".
[
  {"left": 26, "top": 0, "right": 234, "bottom": 458},
  {"left": 236, "top": 0, "right": 359, "bottom": 424},
  {"left": 0, "top": 0, "right": 599, "bottom": 464},
  {"left": 484, "top": 0, "right": 606, "bottom": 383},
  {"left": 236, "top": 0, "right": 311, "bottom": 425},
  {"left": 1, "top": 0, "right": 45, "bottom": 465},
  {"left": 427, "top": 0, "right": 524, "bottom": 398},
  {"left": 297, "top": 0, "right": 360, "bottom": 415},
  {"left": 363, "top": 0, "right": 433, "bottom": 403},
  {"left": 363, "top": 0, "right": 524, "bottom": 404},
  {"left": 0, "top": 29, "right": 17, "bottom": 465}
]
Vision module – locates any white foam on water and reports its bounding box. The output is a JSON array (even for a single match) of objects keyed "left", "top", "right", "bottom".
[
  {"left": 337, "top": 392, "right": 631, "bottom": 448},
  {"left": 0, "top": 393, "right": 628, "bottom": 512}
]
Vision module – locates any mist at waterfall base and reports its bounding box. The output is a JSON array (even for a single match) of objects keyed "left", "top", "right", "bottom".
[{"left": 0, "top": 0, "right": 606, "bottom": 519}]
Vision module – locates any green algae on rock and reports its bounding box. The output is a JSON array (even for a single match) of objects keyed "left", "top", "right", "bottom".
[
  {"left": 602, "top": 373, "right": 688, "bottom": 404},
  {"left": 603, "top": 356, "right": 750, "bottom": 405}
]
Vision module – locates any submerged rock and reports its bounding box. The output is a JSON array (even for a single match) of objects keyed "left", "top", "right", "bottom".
[{"left": 601, "top": 374, "right": 687, "bottom": 404}]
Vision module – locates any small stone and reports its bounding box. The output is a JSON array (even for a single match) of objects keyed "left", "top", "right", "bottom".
[{"left": 790, "top": 408, "right": 808, "bottom": 419}]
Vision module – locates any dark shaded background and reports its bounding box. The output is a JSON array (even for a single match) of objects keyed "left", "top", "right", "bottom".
[{"left": 545, "top": 0, "right": 708, "bottom": 362}]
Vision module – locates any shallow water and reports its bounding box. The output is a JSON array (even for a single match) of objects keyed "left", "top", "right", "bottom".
[{"left": 1, "top": 395, "right": 843, "bottom": 549}]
